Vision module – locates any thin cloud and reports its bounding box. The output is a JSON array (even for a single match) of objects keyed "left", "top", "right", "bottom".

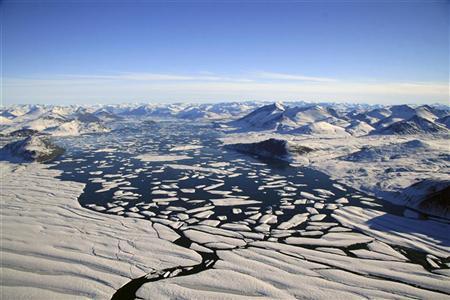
[
  {"left": 257, "top": 72, "right": 338, "bottom": 82},
  {"left": 3, "top": 75, "right": 448, "bottom": 105},
  {"left": 59, "top": 72, "right": 254, "bottom": 83}
]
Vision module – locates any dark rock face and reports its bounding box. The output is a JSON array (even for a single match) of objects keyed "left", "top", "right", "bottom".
[
  {"left": 75, "top": 113, "right": 101, "bottom": 123},
  {"left": 1, "top": 136, "right": 64, "bottom": 162},
  {"left": 94, "top": 110, "right": 123, "bottom": 121},
  {"left": 289, "top": 144, "right": 314, "bottom": 155},
  {"left": 6, "top": 128, "right": 39, "bottom": 137},
  {"left": 417, "top": 186, "right": 450, "bottom": 220},
  {"left": 404, "top": 179, "right": 450, "bottom": 220},
  {"left": 177, "top": 108, "right": 205, "bottom": 120},
  {"left": 436, "top": 115, "right": 450, "bottom": 129},
  {"left": 225, "top": 138, "right": 290, "bottom": 159},
  {"left": 143, "top": 120, "right": 157, "bottom": 125}
]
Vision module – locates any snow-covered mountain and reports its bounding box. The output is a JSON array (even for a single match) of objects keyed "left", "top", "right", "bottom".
[
  {"left": 93, "top": 108, "right": 124, "bottom": 121},
  {"left": 389, "top": 104, "right": 420, "bottom": 119},
  {"left": 290, "top": 121, "right": 350, "bottom": 136},
  {"left": 2, "top": 102, "right": 449, "bottom": 137},
  {"left": 176, "top": 107, "right": 221, "bottom": 120},
  {"left": 1, "top": 105, "right": 33, "bottom": 118},
  {"left": 0, "top": 102, "right": 261, "bottom": 136},
  {"left": 43, "top": 120, "right": 110, "bottom": 136},
  {"left": 227, "top": 102, "right": 449, "bottom": 137},
  {"left": 343, "top": 139, "right": 434, "bottom": 162},
  {"left": 0, "top": 105, "right": 111, "bottom": 137},
  {"left": 373, "top": 105, "right": 442, "bottom": 129},
  {"left": 373, "top": 116, "right": 449, "bottom": 135},
  {"left": 229, "top": 103, "right": 346, "bottom": 133},
  {"left": 345, "top": 120, "right": 375, "bottom": 136},
  {"left": 284, "top": 105, "right": 342, "bottom": 126},
  {"left": 229, "top": 102, "right": 287, "bottom": 131},
  {"left": 95, "top": 102, "right": 259, "bottom": 120},
  {"left": 0, "top": 136, "right": 64, "bottom": 162}
]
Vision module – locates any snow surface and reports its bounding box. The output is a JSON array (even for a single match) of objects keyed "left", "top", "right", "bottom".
[
  {"left": 221, "top": 132, "right": 450, "bottom": 207},
  {"left": 135, "top": 154, "right": 192, "bottom": 162},
  {"left": 290, "top": 121, "right": 350, "bottom": 136},
  {"left": 170, "top": 145, "right": 203, "bottom": 151},
  {"left": 333, "top": 206, "right": 450, "bottom": 258},
  {"left": 0, "top": 162, "right": 201, "bottom": 299},
  {"left": 0, "top": 116, "right": 13, "bottom": 125},
  {"left": 136, "top": 240, "right": 450, "bottom": 299}
]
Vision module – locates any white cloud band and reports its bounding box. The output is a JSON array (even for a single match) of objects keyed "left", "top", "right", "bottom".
[{"left": 3, "top": 72, "right": 448, "bottom": 105}]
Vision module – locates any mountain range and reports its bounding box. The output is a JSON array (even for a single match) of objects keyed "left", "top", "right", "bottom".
[
  {"left": 228, "top": 102, "right": 450, "bottom": 136},
  {"left": 1, "top": 102, "right": 449, "bottom": 137}
]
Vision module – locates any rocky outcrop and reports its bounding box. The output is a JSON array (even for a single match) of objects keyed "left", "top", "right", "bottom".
[
  {"left": 1, "top": 136, "right": 64, "bottom": 162},
  {"left": 403, "top": 179, "right": 450, "bottom": 220}
]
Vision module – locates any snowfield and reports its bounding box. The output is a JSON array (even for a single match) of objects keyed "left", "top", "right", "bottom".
[{"left": 0, "top": 162, "right": 201, "bottom": 299}]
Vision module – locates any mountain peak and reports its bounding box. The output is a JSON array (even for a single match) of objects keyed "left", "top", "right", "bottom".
[{"left": 274, "top": 102, "right": 285, "bottom": 111}]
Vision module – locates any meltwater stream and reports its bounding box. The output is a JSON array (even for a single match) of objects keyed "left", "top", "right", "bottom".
[{"left": 47, "top": 120, "right": 435, "bottom": 299}]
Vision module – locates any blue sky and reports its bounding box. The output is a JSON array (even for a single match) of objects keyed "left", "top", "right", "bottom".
[{"left": 1, "top": 0, "right": 449, "bottom": 105}]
